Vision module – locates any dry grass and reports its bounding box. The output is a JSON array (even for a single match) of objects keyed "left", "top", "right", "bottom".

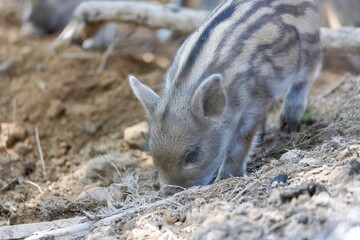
[{"left": 81, "top": 75, "right": 360, "bottom": 239}]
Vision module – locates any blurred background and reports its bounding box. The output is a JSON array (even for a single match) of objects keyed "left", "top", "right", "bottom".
[{"left": 2, "top": 0, "right": 360, "bottom": 71}]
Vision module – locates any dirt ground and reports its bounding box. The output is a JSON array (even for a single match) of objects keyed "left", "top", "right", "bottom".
[{"left": 0, "top": 2, "right": 360, "bottom": 240}]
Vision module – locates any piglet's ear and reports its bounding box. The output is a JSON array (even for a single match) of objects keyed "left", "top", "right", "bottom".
[
  {"left": 191, "top": 74, "right": 226, "bottom": 122},
  {"left": 129, "top": 75, "right": 159, "bottom": 117}
]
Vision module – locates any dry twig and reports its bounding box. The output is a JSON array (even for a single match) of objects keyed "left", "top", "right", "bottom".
[
  {"left": 35, "top": 126, "right": 46, "bottom": 178},
  {"left": 23, "top": 179, "right": 43, "bottom": 194}
]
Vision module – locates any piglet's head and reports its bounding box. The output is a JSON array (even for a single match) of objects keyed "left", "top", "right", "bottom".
[{"left": 129, "top": 74, "right": 227, "bottom": 192}]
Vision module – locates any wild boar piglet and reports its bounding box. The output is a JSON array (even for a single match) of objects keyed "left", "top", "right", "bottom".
[{"left": 130, "top": 0, "right": 322, "bottom": 189}]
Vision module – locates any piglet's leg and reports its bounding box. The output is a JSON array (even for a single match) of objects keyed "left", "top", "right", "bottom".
[
  {"left": 280, "top": 66, "right": 321, "bottom": 132},
  {"left": 280, "top": 81, "right": 310, "bottom": 132},
  {"left": 215, "top": 110, "right": 265, "bottom": 181}
]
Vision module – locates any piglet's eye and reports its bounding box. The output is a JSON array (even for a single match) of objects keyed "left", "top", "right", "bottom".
[{"left": 184, "top": 147, "right": 200, "bottom": 165}]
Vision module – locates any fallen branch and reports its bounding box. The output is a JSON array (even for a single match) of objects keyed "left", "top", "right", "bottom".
[
  {"left": 49, "top": 1, "right": 208, "bottom": 49},
  {"left": 0, "top": 196, "right": 171, "bottom": 239},
  {"left": 320, "top": 27, "right": 360, "bottom": 55},
  {"left": 74, "top": 1, "right": 207, "bottom": 34},
  {"left": 0, "top": 217, "right": 86, "bottom": 240},
  {"left": 0, "top": 183, "right": 215, "bottom": 239},
  {"left": 26, "top": 221, "right": 92, "bottom": 240},
  {"left": 50, "top": 1, "right": 360, "bottom": 57}
]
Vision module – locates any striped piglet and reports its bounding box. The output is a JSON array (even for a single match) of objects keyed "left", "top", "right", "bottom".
[{"left": 129, "top": 0, "right": 322, "bottom": 190}]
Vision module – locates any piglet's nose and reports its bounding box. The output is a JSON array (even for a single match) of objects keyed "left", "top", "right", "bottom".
[{"left": 159, "top": 185, "right": 184, "bottom": 196}]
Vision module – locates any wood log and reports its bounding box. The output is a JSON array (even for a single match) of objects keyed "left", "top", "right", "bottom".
[
  {"left": 0, "top": 217, "right": 86, "bottom": 240},
  {"left": 321, "top": 27, "right": 360, "bottom": 55},
  {"left": 51, "top": 1, "right": 360, "bottom": 57},
  {"left": 73, "top": 1, "right": 208, "bottom": 34},
  {"left": 51, "top": 1, "right": 208, "bottom": 47}
]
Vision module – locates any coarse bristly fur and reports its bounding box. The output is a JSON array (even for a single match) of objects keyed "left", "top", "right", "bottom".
[{"left": 129, "top": 0, "right": 322, "bottom": 189}]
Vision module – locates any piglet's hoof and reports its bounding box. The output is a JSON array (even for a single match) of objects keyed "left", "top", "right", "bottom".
[{"left": 280, "top": 117, "right": 300, "bottom": 133}]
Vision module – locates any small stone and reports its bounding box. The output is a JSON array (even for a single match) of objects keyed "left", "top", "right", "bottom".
[
  {"left": 279, "top": 149, "right": 307, "bottom": 162},
  {"left": 82, "top": 153, "right": 138, "bottom": 184},
  {"left": 85, "top": 212, "right": 97, "bottom": 221},
  {"left": 312, "top": 192, "right": 331, "bottom": 207},
  {"left": 271, "top": 181, "right": 279, "bottom": 188},
  {"left": 0, "top": 123, "right": 27, "bottom": 148},
  {"left": 298, "top": 172, "right": 305, "bottom": 177},
  {"left": 81, "top": 122, "right": 101, "bottom": 135},
  {"left": 268, "top": 189, "right": 281, "bottom": 203},
  {"left": 14, "top": 194, "right": 23, "bottom": 203},
  {"left": 0, "top": 59, "right": 14, "bottom": 74},
  {"left": 165, "top": 211, "right": 181, "bottom": 225},
  {"left": 349, "top": 159, "right": 360, "bottom": 176},
  {"left": 13, "top": 142, "right": 32, "bottom": 156},
  {"left": 46, "top": 100, "right": 65, "bottom": 119},
  {"left": 0, "top": 204, "right": 10, "bottom": 216},
  {"left": 270, "top": 173, "right": 288, "bottom": 184},
  {"left": 52, "top": 157, "right": 67, "bottom": 166},
  {"left": 77, "top": 183, "right": 126, "bottom": 205},
  {"left": 9, "top": 151, "right": 20, "bottom": 161},
  {"left": 37, "top": 80, "right": 47, "bottom": 92},
  {"left": 193, "top": 198, "right": 206, "bottom": 207},
  {"left": 297, "top": 214, "right": 309, "bottom": 224},
  {"left": 270, "top": 159, "right": 279, "bottom": 165},
  {"left": 299, "top": 157, "right": 321, "bottom": 166},
  {"left": 124, "top": 121, "right": 148, "bottom": 149}
]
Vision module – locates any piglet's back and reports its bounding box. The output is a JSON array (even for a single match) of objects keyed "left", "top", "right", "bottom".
[{"left": 164, "top": 0, "right": 321, "bottom": 95}]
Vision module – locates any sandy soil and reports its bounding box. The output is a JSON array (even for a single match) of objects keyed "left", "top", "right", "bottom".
[
  {"left": 0, "top": 2, "right": 359, "bottom": 240},
  {"left": 0, "top": 2, "right": 168, "bottom": 225}
]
